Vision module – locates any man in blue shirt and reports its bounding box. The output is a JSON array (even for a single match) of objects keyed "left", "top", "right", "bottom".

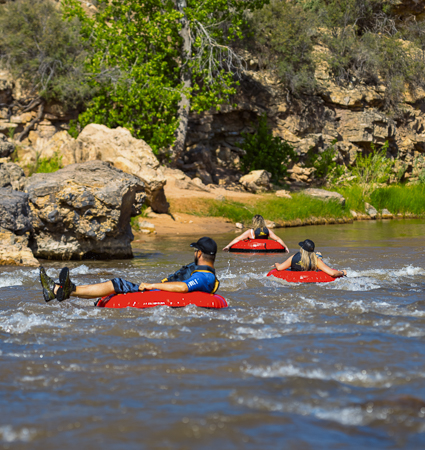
[{"left": 40, "top": 237, "right": 219, "bottom": 302}]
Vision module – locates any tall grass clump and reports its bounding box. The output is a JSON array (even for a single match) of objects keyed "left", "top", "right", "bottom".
[
  {"left": 327, "top": 185, "right": 364, "bottom": 212},
  {"left": 370, "top": 185, "right": 425, "bottom": 215},
  {"left": 206, "top": 194, "right": 347, "bottom": 223}
]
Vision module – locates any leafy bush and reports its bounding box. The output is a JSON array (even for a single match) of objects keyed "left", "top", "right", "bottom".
[
  {"left": 304, "top": 140, "right": 344, "bottom": 180},
  {"left": 68, "top": 120, "right": 80, "bottom": 139},
  {"left": 248, "top": 0, "right": 425, "bottom": 109},
  {"left": 351, "top": 142, "right": 393, "bottom": 198},
  {"left": 239, "top": 114, "right": 298, "bottom": 184},
  {"left": 0, "top": 0, "right": 93, "bottom": 109},
  {"left": 248, "top": 0, "right": 317, "bottom": 94}
]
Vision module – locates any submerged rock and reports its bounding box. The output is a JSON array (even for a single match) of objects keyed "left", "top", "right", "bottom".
[{"left": 25, "top": 160, "right": 145, "bottom": 260}]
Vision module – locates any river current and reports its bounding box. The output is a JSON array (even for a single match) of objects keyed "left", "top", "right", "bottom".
[{"left": 1, "top": 219, "right": 425, "bottom": 449}]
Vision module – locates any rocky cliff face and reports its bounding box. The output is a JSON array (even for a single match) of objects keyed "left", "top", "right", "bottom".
[
  {"left": 0, "top": 188, "right": 38, "bottom": 266},
  {"left": 184, "top": 68, "right": 425, "bottom": 186},
  {"left": 1, "top": 1, "right": 425, "bottom": 189}
]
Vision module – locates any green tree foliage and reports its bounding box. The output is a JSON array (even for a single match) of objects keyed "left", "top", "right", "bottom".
[
  {"left": 248, "top": 0, "right": 317, "bottom": 94},
  {"left": 0, "top": 0, "right": 92, "bottom": 109},
  {"left": 240, "top": 114, "right": 297, "bottom": 183},
  {"left": 64, "top": 0, "right": 267, "bottom": 153}
]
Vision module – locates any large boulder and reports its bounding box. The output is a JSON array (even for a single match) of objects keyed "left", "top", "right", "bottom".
[
  {"left": 239, "top": 170, "right": 272, "bottom": 192},
  {"left": 0, "top": 162, "right": 26, "bottom": 190},
  {"left": 25, "top": 160, "right": 145, "bottom": 260},
  {"left": 39, "top": 125, "right": 169, "bottom": 213},
  {"left": 0, "top": 188, "right": 38, "bottom": 267},
  {"left": 303, "top": 188, "right": 345, "bottom": 206},
  {"left": 0, "top": 134, "right": 15, "bottom": 157}
]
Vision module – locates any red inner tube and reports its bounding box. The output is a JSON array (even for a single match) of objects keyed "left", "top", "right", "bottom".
[
  {"left": 267, "top": 268, "right": 336, "bottom": 283},
  {"left": 229, "top": 239, "right": 286, "bottom": 253},
  {"left": 95, "top": 290, "right": 228, "bottom": 309}
]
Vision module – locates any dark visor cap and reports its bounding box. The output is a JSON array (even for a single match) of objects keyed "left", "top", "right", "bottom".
[
  {"left": 190, "top": 237, "right": 217, "bottom": 255},
  {"left": 298, "top": 239, "right": 315, "bottom": 252}
]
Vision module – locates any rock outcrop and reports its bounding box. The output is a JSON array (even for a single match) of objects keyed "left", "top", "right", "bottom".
[
  {"left": 162, "top": 167, "right": 210, "bottom": 192},
  {"left": 25, "top": 160, "right": 145, "bottom": 260},
  {"left": 239, "top": 170, "right": 272, "bottom": 193},
  {"left": 0, "top": 188, "right": 38, "bottom": 266},
  {"left": 0, "top": 228, "right": 38, "bottom": 267},
  {"left": 0, "top": 162, "right": 26, "bottom": 190},
  {"left": 0, "top": 188, "right": 32, "bottom": 233},
  {"left": 33, "top": 125, "right": 169, "bottom": 213},
  {"left": 275, "top": 189, "right": 292, "bottom": 199},
  {"left": 303, "top": 188, "right": 345, "bottom": 206},
  {"left": 0, "top": 134, "right": 14, "bottom": 157}
]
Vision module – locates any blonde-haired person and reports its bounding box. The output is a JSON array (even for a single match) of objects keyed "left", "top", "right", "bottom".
[
  {"left": 223, "top": 214, "right": 289, "bottom": 252},
  {"left": 273, "top": 239, "right": 347, "bottom": 277}
]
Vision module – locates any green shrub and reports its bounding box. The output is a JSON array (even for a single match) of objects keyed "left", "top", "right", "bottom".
[
  {"left": 68, "top": 120, "right": 80, "bottom": 139},
  {"left": 304, "top": 139, "right": 344, "bottom": 180},
  {"left": 0, "top": 0, "right": 93, "bottom": 109},
  {"left": 27, "top": 152, "right": 63, "bottom": 175},
  {"left": 239, "top": 114, "right": 298, "bottom": 184},
  {"left": 351, "top": 142, "right": 393, "bottom": 199},
  {"left": 248, "top": 0, "right": 317, "bottom": 94}
]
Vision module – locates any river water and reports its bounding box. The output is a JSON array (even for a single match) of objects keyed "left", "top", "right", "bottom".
[{"left": 1, "top": 219, "right": 425, "bottom": 449}]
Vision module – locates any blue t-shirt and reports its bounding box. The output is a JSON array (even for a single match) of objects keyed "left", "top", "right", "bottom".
[{"left": 183, "top": 271, "right": 216, "bottom": 293}]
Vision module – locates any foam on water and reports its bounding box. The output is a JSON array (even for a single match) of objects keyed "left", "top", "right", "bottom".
[
  {"left": 0, "top": 268, "right": 39, "bottom": 288},
  {"left": 0, "top": 312, "right": 67, "bottom": 335},
  {"left": 0, "top": 426, "right": 37, "bottom": 443},
  {"left": 0, "top": 275, "right": 24, "bottom": 288},
  {"left": 348, "top": 265, "right": 425, "bottom": 280},
  {"left": 243, "top": 362, "right": 422, "bottom": 388}
]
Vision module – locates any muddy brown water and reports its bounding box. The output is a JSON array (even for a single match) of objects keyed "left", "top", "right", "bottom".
[{"left": 1, "top": 219, "right": 425, "bottom": 449}]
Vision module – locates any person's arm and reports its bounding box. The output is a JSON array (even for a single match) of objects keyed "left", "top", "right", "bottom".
[
  {"left": 317, "top": 259, "right": 347, "bottom": 278},
  {"left": 273, "top": 255, "right": 293, "bottom": 271},
  {"left": 268, "top": 230, "right": 289, "bottom": 253},
  {"left": 223, "top": 229, "right": 252, "bottom": 251},
  {"left": 139, "top": 282, "right": 189, "bottom": 293}
]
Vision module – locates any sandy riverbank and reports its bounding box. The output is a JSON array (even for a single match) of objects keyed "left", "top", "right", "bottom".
[{"left": 134, "top": 184, "right": 256, "bottom": 237}]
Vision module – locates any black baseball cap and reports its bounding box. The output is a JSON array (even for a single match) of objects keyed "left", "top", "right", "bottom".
[
  {"left": 298, "top": 239, "right": 315, "bottom": 252},
  {"left": 190, "top": 237, "right": 217, "bottom": 255}
]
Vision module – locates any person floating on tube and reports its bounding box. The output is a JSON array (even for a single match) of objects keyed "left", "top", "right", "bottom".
[
  {"left": 39, "top": 237, "right": 220, "bottom": 302},
  {"left": 273, "top": 239, "right": 347, "bottom": 277},
  {"left": 223, "top": 214, "right": 289, "bottom": 252}
]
